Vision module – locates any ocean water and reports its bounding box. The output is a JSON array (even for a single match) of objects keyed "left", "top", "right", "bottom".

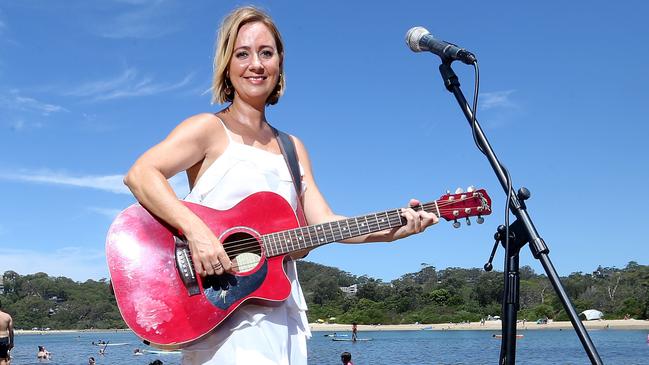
[{"left": 8, "top": 329, "right": 649, "bottom": 364}]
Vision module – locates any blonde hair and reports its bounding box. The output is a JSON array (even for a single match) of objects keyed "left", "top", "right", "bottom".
[{"left": 212, "top": 6, "right": 285, "bottom": 105}]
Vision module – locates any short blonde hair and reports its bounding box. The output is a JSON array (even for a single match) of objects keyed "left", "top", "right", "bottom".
[{"left": 212, "top": 6, "right": 285, "bottom": 105}]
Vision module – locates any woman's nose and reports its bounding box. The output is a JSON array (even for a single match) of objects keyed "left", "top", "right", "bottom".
[{"left": 249, "top": 53, "right": 264, "bottom": 71}]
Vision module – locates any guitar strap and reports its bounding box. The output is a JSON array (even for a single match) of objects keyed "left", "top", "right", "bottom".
[{"left": 272, "top": 126, "right": 308, "bottom": 227}]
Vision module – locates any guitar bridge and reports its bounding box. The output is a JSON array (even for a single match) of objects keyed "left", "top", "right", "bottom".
[{"left": 174, "top": 235, "right": 201, "bottom": 296}]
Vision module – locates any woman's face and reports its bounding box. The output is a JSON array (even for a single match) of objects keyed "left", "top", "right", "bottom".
[{"left": 228, "top": 21, "right": 281, "bottom": 105}]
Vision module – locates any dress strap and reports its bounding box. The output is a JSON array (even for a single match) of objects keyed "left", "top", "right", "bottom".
[{"left": 214, "top": 115, "right": 233, "bottom": 142}]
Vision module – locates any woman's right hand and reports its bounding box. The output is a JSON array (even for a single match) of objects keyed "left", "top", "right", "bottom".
[{"left": 185, "top": 221, "right": 232, "bottom": 276}]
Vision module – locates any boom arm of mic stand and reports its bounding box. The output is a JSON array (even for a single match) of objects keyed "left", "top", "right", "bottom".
[{"left": 437, "top": 62, "right": 603, "bottom": 365}]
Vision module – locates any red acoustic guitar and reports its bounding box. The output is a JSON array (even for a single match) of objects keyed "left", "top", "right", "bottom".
[{"left": 106, "top": 189, "right": 491, "bottom": 349}]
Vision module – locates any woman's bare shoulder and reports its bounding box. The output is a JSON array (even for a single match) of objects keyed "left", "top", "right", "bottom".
[{"left": 168, "top": 113, "right": 226, "bottom": 141}]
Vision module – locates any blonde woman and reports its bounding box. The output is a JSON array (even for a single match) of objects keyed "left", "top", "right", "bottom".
[{"left": 124, "top": 6, "right": 438, "bottom": 365}]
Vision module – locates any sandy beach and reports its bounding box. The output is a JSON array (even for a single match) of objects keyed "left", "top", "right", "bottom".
[{"left": 310, "top": 319, "right": 649, "bottom": 332}]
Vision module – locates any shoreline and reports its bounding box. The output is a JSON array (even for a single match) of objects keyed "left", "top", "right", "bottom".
[
  {"left": 14, "top": 319, "right": 649, "bottom": 335},
  {"left": 309, "top": 319, "right": 649, "bottom": 332}
]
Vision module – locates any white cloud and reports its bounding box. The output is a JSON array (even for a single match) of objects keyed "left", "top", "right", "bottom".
[
  {"left": 0, "top": 169, "right": 189, "bottom": 197},
  {"left": 480, "top": 90, "right": 517, "bottom": 110},
  {"left": 88, "top": 207, "right": 123, "bottom": 219},
  {"left": 0, "top": 90, "right": 68, "bottom": 116},
  {"left": 0, "top": 170, "right": 130, "bottom": 194},
  {"left": 95, "top": 0, "right": 180, "bottom": 39},
  {"left": 0, "top": 246, "right": 109, "bottom": 281},
  {"left": 67, "top": 68, "right": 194, "bottom": 101}
]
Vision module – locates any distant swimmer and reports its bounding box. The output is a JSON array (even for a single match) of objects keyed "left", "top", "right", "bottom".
[
  {"left": 0, "top": 305, "right": 14, "bottom": 365},
  {"left": 37, "top": 345, "right": 51, "bottom": 360},
  {"left": 134, "top": 348, "right": 144, "bottom": 356},
  {"left": 88, "top": 356, "right": 96, "bottom": 365}
]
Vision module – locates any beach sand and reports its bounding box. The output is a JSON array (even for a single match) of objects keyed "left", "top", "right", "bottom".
[{"left": 310, "top": 319, "right": 649, "bottom": 332}]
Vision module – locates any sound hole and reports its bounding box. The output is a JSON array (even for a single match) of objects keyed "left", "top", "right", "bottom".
[{"left": 223, "top": 232, "right": 262, "bottom": 274}]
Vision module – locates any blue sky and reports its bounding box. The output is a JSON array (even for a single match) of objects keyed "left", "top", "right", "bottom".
[{"left": 1, "top": 1, "right": 647, "bottom": 282}]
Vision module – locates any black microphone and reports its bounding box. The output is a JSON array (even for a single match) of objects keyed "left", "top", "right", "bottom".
[{"left": 405, "top": 26, "right": 476, "bottom": 65}]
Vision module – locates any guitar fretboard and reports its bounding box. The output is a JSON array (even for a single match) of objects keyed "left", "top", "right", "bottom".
[{"left": 261, "top": 206, "right": 425, "bottom": 257}]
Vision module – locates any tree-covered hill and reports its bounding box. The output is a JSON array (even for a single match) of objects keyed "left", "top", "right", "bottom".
[{"left": 1, "top": 261, "right": 647, "bottom": 330}]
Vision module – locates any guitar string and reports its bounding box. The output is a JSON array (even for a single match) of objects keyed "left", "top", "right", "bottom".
[
  {"left": 192, "top": 206, "right": 466, "bottom": 274},
  {"left": 202, "top": 197, "right": 489, "bottom": 273},
  {"left": 220, "top": 205, "right": 477, "bottom": 255},
  {"left": 215, "top": 199, "right": 489, "bottom": 260},
  {"left": 212, "top": 196, "right": 488, "bottom": 257}
]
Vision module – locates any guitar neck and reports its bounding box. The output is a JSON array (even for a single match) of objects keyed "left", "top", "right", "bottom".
[{"left": 262, "top": 202, "right": 437, "bottom": 258}]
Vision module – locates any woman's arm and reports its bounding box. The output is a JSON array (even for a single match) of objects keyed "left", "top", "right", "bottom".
[
  {"left": 292, "top": 136, "right": 438, "bottom": 246},
  {"left": 124, "top": 113, "right": 232, "bottom": 276}
]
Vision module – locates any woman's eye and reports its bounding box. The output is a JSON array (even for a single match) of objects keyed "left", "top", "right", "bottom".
[
  {"left": 261, "top": 50, "right": 274, "bottom": 58},
  {"left": 235, "top": 51, "right": 248, "bottom": 59}
]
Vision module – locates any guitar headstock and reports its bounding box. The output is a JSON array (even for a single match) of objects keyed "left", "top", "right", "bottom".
[{"left": 436, "top": 187, "right": 492, "bottom": 228}]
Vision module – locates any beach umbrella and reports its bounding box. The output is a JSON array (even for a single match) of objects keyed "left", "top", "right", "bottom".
[{"left": 580, "top": 309, "right": 603, "bottom": 320}]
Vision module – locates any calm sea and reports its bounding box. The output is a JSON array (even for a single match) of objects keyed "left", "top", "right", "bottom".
[{"left": 9, "top": 329, "right": 649, "bottom": 364}]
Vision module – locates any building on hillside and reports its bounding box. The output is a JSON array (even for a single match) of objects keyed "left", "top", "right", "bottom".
[
  {"left": 0, "top": 277, "right": 4, "bottom": 295},
  {"left": 339, "top": 284, "right": 357, "bottom": 297}
]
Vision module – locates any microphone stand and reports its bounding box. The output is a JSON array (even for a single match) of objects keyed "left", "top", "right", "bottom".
[{"left": 436, "top": 60, "right": 604, "bottom": 365}]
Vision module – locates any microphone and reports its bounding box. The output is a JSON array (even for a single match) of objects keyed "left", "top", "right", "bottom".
[{"left": 405, "top": 26, "right": 476, "bottom": 65}]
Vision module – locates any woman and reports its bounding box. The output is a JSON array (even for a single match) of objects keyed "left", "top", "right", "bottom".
[{"left": 124, "top": 6, "right": 437, "bottom": 365}]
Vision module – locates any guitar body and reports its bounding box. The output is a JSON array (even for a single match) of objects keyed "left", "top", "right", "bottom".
[{"left": 106, "top": 192, "right": 297, "bottom": 349}]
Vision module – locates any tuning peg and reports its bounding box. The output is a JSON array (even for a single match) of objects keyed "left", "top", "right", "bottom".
[
  {"left": 477, "top": 216, "right": 484, "bottom": 224},
  {"left": 465, "top": 217, "right": 471, "bottom": 226},
  {"left": 453, "top": 220, "right": 461, "bottom": 228},
  {"left": 454, "top": 187, "right": 464, "bottom": 194},
  {"left": 467, "top": 186, "right": 475, "bottom": 192}
]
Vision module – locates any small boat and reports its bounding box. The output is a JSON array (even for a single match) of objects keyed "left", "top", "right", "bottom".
[
  {"left": 324, "top": 333, "right": 349, "bottom": 337},
  {"left": 93, "top": 342, "right": 130, "bottom": 346},
  {"left": 421, "top": 326, "right": 433, "bottom": 330},
  {"left": 332, "top": 337, "right": 373, "bottom": 342},
  {"left": 145, "top": 349, "right": 182, "bottom": 355},
  {"left": 492, "top": 334, "right": 524, "bottom": 339}
]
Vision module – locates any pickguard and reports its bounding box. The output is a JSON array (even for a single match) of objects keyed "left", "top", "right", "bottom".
[{"left": 203, "top": 259, "right": 268, "bottom": 310}]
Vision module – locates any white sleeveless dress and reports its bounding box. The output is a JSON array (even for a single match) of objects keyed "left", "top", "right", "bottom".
[{"left": 181, "top": 120, "right": 311, "bottom": 365}]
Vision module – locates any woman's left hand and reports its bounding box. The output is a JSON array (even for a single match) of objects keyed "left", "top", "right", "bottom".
[{"left": 389, "top": 198, "right": 439, "bottom": 241}]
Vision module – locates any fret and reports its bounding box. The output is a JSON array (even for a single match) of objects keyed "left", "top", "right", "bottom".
[
  {"left": 395, "top": 209, "right": 406, "bottom": 225},
  {"left": 334, "top": 221, "right": 344, "bottom": 241},
  {"left": 338, "top": 219, "right": 351, "bottom": 239},
  {"left": 288, "top": 230, "right": 297, "bottom": 251},
  {"left": 315, "top": 224, "right": 326, "bottom": 245},
  {"left": 378, "top": 211, "right": 391, "bottom": 229},
  {"left": 356, "top": 217, "right": 367, "bottom": 235},
  {"left": 261, "top": 236, "right": 270, "bottom": 257},
  {"left": 352, "top": 217, "right": 362, "bottom": 236},
  {"left": 307, "top": 225, "right": 318, "bottom": 248},
  {"left": 369, "top": 213, "right": 381, "bottom": 232},
  {"left": 297, "top": 227, "right": 307, "bottom": 249},
  {"left": 304, "top": 225, "right": 314, "bottom": 247},
  {"left": 269, "top": 236, "right": 276, "bottom": 257},
  {"left": 363, "top": 215, "right": 371, "bottom": 234},
  {"left": 325, "top": 222, "right": 335, "bottom": 243},
  {"left": 281, "top": 231, "right": 291, "bottom": 253},
  {"left": 268, "top": 233, "right": 277, "bottom": 256},
  {"left": 288, "top": 229, "right": 299, "bottom": 250}
]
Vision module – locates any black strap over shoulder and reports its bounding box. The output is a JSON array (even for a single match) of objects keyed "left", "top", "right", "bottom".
[{"left": 273, "top": 127, "right": 302, "bottom": 198}]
